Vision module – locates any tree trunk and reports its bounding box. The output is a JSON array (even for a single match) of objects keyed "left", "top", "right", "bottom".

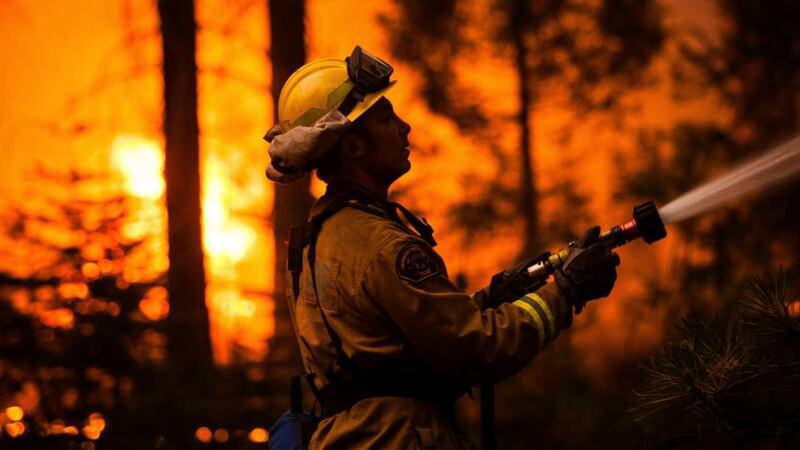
[
  {"left": 266, "top": 0, "right": 314, "bottom": 393},
  {"left": 511, "top": 3, "right": 537, "bottom": 256},
  {"left": 158, "top": 0, "right": 214, "bottom": 374}
]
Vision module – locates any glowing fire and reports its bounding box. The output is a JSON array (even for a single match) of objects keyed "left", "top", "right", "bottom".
[
  {"left": 5, "top": 406, "right": 24, "bottom": 421},
  {"left": 81, "top": 412, "right": 105, "bottom": 440},
  {"left": 202, "top": 154, "right": 257, "bottom": 264},
  {"left": 111, "top": 134, "right": 271, "bottom": 363},
  {"left": 111, "top": 136, "right": 165, "bottom": 200},
  {"left": 195, "top": 427, "right": 212, "bottom": 443},
  {"left": 202, "top": 150, "right": 270, "bottom": 363},
  {"left": 249, "top": 427, "right": 269, "bottom": 443},
  {"left": 4, "top": 421, "right": 25, "bottom": 438},
  {"left": 789, "top": 300, "right": 800, "bottom": 318},
  {"left": 139, "top": 286, "right": 169, "bottom": 321}
]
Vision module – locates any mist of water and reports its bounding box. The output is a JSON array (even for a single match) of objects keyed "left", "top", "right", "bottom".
[{"left": 658, "top": 135, "right": 800, "bottom": 224}]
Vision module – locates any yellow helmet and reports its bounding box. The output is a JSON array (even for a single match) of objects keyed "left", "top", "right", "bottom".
[{"left": 277, "top": 46, "right": 397, "bottom": 132}]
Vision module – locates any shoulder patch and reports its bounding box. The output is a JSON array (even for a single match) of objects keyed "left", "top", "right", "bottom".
[{"left": 396, "top": 243, "right": 440, "bottom": 283}]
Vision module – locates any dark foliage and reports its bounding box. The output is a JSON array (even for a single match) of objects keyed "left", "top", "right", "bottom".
[
  {"left": 620, "top": 0, "right": 800, "bottom": 308},
  {"left": 379, "top": 0, "right": 488, "bottom": 132},
  {"left": 674, "top": 0, "right": 800, "bottom": 145},
  {"left": 619, "top": 5, "right": 800, "bottom": 446},
  {"left": 382, "top": 0, "right": 665, "bottom": 255},
  {"left": 633, "top": 272, "right": 800, "bottom": 445},
  {"left": 0, "top": 171, "right": 274, "bottom": 449},
  {"left": 0, "top": 171, "right": 168, "bottom": 447}
]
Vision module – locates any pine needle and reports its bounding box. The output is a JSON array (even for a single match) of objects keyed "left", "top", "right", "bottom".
[{"left": 631, "top": 271, "right": 800, "bottom": 438}]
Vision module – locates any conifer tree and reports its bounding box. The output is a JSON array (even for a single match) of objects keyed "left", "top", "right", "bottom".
[
  {"left": 383, "top": 0, "right": 664, "bottom": 254},
  {"left": 621, "top": 0, "right": 800, "bottom": 306},
  {"left": 265, "top": 0, "right": 314, "bottom": 408},
  {"left": 633, "top": 272, "right": 800, "bottom": 446}
]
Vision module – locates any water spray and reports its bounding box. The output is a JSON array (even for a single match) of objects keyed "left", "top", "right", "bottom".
[
  {"left": 659, "top": 135, "right": 800, "bottom": 224},
  {"left": 526, "top": 201, "right": 667, "bottom": 278},
  {"left": 525, "top": 134, "right": 800, "bottom": 279}
]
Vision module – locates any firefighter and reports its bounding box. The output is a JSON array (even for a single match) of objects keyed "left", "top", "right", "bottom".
[{"left": 265, "top": 46, "right": 619, "bottom": 449}]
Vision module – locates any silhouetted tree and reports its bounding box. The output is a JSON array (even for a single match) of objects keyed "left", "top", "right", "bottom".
[
  {"left": 157, "top": 0, "right": 214, "bottom": 375},
  {"left": 383, "top": 0, "right": 665, "bottom": 255},
  {"left": 157, "top": 1, "right": 220, "bottom": 447},
  {"left": 0, "top": 171, "right": 167, "bottom": 448},
  {"left": 633, "top": 272, "right": 800, "bottom": 447},
  {"left": 266, "top": 0, "right": 314, "bottom": 404},
  {"left": 0, "top": 167, "right": 283, "bottom": 449},
  {"left": 621, "top": 0, "right": 800, "bottom": 307},
  {"left": 618, "top": 1, "right": 800, "bottom": 446}
]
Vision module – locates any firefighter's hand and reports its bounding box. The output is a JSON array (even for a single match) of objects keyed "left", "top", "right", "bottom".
[
  {"left": 554, "top": 226, "right": 620, "bottom": 313},
  {"left": 478, "top": 253, "right": 549, "bottom": 308}
]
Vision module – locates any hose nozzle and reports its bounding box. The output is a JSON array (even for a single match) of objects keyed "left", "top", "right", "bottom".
[
  {"left": 526, "top": 201, "right": 667, "bottom": 278},
  {"left": 599, "top": 201, "right": 667, "bottom": 246}
]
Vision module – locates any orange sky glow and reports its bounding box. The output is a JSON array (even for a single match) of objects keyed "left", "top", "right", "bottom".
[{"left": 0, "top": 0, "right": 726, "bottom": 377}]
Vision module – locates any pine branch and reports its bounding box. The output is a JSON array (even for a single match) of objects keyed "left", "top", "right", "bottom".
[{"left": 632, "top": 271, "right": 800, "bottom": 439}]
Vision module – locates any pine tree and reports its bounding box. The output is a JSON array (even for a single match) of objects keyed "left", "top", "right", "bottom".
[
  {"left": 157, "top": 0, "right": 214, "bottom": 376},
  {"left": 620, "top": 0, "right": 800, "bottom": 308},
  {"left": 382, "top": 0, "right": 665, "bottom": 255},
  {"left": 265, "top": 0, "right": 314, "bottom": 411},
  {"left": 0, "top": 171, "right": 168, "bottom": 448},
  {"left": 633, "top": 272, "right": 800, "bottom": 446}
]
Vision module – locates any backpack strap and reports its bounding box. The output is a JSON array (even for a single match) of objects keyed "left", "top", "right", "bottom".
[
  {"left": 290, "top": 194, "right": 387, "bottom": 384},
  {"left": 286, "top": 194, "right": 383, "bottom": 299},
  {"left": 385, "top": 201, "right": 437, "bottom": 247},
  {"left": 288, "top": 192, "right": 454, "bottom": 415},
  {"left": 287, "top": 225, "right": 308, "bottom": 299},
  {"left": 305, "top": 198, "right": 359, "bottom": 380}
]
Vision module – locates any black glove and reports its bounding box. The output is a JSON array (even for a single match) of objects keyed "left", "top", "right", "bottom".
[
  {"left": 478, "top": 252, "right": 550, "bottom": 309},
  {"left": 554, "top": 226, "right": 620, "bottom": 314}
]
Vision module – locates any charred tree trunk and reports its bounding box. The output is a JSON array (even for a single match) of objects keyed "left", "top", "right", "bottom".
[
  {"left": 159, "top": 0, "right": 214, "bottom": 375},
  {"left": 511, "top": 1, "right": 537, "bottom": 256},
  {"left": 266, "top": 0, "right": 313, "bottom": 394}
]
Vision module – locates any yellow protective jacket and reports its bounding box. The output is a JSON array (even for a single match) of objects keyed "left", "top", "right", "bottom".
[{"left": 287, "top": 184, "right": 572, "bottom": 449}]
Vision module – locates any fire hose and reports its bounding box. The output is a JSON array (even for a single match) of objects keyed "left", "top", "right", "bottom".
[{"left": 481, "top": 201, "right": 667, "bottom": 450}]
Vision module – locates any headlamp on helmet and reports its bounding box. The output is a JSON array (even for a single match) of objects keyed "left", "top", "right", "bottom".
[{"left": 338, "top": 45, "right": 394, "bottom": 115}]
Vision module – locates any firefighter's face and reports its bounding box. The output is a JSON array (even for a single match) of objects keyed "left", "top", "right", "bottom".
[{"left": 352, "top": 97, "right": 412, "bottom": 185}]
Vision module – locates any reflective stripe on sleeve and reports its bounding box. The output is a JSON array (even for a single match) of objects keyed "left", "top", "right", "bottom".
[
  {"left": 524, "top": 293, "right": 556, "bottom": 339},
  {"left": 512, "top": 299, "right": 546, "bottom": 351},
  {"left": 512, "top": 292, "right": 556, "bottom": 349}
]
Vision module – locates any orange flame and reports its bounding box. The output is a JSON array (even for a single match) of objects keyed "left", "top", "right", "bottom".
[
  {"left": 111, "top": 132, "right": 272, "bottom": 363},
  {"left": 249, "top": 427, "right": 269, "bottom": 443},
  {"left": 111, "top": 135, "right": 165, "bottom": 200},
  {"left": 3, "top": 422, "right": 25, "bottom": 438},
  {"left": 5, "top": 406, "right": 23, "bottom": 422},
  {"left": 195, "top": 427, "right": 212, "bottom": 443}
]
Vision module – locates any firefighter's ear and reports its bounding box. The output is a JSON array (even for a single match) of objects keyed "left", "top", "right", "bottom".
[{"left": 339, "top": 133, "right": 367, "bottom": 159}]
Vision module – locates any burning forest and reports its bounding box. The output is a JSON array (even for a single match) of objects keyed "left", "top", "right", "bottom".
[{"left": 0, "top": 0, "right": 799, "bottom": 449}]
